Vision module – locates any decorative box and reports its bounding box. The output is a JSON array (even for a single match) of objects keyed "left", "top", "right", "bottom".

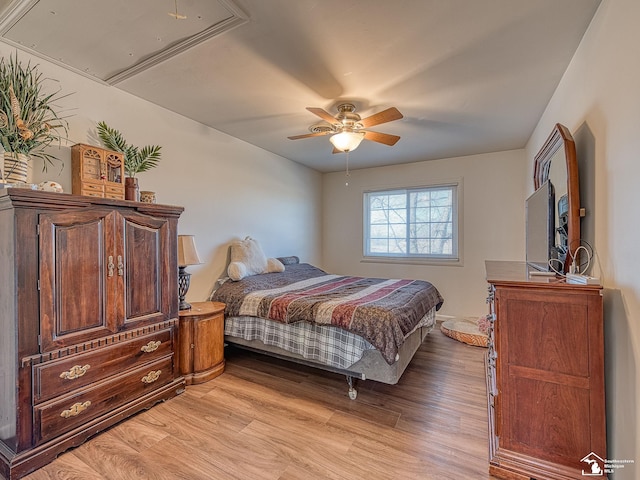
[{"left": 71, "top": 143, "right": 125, "bottom": 199}]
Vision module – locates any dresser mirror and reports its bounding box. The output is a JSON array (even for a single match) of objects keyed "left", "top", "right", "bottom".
[{"left": 533, "top": 123, "right": 580, "bottom": 273}]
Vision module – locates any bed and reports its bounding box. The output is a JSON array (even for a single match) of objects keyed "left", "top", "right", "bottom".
[{"left": 211, "top": 260, "right": 444, "bottom": 398}]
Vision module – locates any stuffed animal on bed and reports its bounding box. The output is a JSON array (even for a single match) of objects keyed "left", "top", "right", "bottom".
[{"left": 227, "top": 236, "right": 285, "bottom": 281}]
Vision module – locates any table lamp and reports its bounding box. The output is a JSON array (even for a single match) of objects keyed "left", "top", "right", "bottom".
[{"left": 177, "top": 235, "right": 202, "bottom": 310}]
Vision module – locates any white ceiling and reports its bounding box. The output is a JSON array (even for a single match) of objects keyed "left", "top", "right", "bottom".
[{"left": 0, "top": 0, "right": 601, "bottom": 172}]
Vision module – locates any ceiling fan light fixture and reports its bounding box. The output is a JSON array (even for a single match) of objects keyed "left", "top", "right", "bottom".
[{"left": 330, "top": 131, "right": 365, "bottom": 152}]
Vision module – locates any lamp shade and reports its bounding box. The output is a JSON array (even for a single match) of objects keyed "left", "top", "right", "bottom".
[
  {"left": 177, "top": 235, "right": 202, "bottom": 267},
  {"left": 329, "top": 131, "right": 365, "bottom": 152}
]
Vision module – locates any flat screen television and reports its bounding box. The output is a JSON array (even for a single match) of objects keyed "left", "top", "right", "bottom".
[{"left": 526, "top": 180, "right": 555, "bottom": 272}]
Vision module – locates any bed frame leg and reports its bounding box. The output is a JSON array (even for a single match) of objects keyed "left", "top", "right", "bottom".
[{"left": 346, "top": 375, "right": 358, "bottom": 400}]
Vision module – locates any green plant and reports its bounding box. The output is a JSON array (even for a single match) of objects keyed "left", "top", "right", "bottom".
[
  {"left": 0, "top": 53, "right": 69, "bottom": 169},
  {"left": 97, "top": 121, "right": 161, "bottom": 177}
]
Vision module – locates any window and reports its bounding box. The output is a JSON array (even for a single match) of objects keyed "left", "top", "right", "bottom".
[{"left": 364, "top": 184, "right": 459, "bottom": 261}]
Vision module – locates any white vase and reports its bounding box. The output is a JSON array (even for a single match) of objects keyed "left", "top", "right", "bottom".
[{"left": 3, "top": 152, "right": 32, "bottom": 184}]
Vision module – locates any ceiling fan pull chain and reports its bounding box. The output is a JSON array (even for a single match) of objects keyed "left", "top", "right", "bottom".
[{"left": 345, "top": 152, "right": 351, "bottom": 187}]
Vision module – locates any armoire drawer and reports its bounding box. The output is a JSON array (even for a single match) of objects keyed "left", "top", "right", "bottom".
[
  {"left": 33, "top": 328, "right": 174, "bottom": 403},
  {"left": 34, "top": 355, "right": 174, "bottom": 443}
]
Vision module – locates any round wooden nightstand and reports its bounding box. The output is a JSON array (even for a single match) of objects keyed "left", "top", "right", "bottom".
[{"left": 177, "top": 301, "right": 226, "bottom": 385}]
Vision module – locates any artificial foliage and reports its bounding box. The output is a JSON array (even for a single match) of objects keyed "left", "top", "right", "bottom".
[
  {"left": 97, "top": 121, "right": 161, "bottom": 177},
  {"left": 0, "top": 53, "right": 69, "bottom": 169}
]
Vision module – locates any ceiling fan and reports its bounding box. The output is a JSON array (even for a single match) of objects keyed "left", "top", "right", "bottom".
[{"left": 288, "top": 103, "right": 403, "bottom": 153}]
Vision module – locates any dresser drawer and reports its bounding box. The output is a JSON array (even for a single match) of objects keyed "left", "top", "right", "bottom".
[
  {"left": 81, "top": 182, "right": 104, "bottom": 193},
  {"left": 81, "top": 189, "right": 104, "bottom": 198},
  {"left": 33, "top": 328, "right": 174, "bottom": 403},
  {"left": 105, "top": 184, "right": 123, "bottom": 194},
  {"left": 104, "top": 185, "right": 124, "bottom": 200},
  {"left": 35, "top": 355, "right": 174, "bottom": 443}
]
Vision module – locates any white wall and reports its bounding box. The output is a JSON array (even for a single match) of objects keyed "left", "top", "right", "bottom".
[
  {"left": 0, "top": 44, "right": 323, "bottom": 303},
  {"left": 322, "top": 150, "right": 526, "bottom": 318},
  {"left": 525, "top": 0, "right": 639, "bottom": 476}
]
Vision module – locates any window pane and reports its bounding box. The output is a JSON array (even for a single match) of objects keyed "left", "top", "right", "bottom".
[
  {"left": 429, "top": 206, "right": 451, "bottom": 222},
  {"left": 370, "top": 225, "right": 388, "bottom": 237},
  {"left": 370, "top": 210, "right": 389, "bottom": 224},
  {"left": 412, "top": 223, "right": 429, "bottom": 237},
  {"left": 388, "top": 194, "right": 406, "bottom": 209},
  {"left": 412, "top": 191, "right": 429, "bottom": 206},
  {"left": 413, "top": 207, "right": 429, "bottom": 222},
  {"left": 430, "top": 190, "right": 452, "bottom": 207},
  {"left": 388, "top": 238, "right": 406, "bottom": 253},
  {"left": 410, "top": 238, "right": 429, "bottom": 254},
  {"left": 388, "top": 208, "right": 406, "bottom": 223},
  {"left": 369, "top": 238, "right": 388, "bottom": 253},
  {"left": 430, "top": 239, "right": 452, "bottom": 255},
  {"left": 430, "top": 222, "right": 451, "bottom": 238}
]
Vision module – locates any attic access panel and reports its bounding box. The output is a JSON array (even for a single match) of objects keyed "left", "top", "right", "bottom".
[{"left": 0, "top": 0, "right": 247, "bottom": 84}]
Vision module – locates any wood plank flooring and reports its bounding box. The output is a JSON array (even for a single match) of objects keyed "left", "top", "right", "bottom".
[{"left": 24, "top": 328, "right": 497, "bottom": 480}]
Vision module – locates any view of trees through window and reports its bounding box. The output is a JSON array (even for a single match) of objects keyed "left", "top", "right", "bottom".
[{"left": 365, "top": 185, "right": 457, "bottom": 258}]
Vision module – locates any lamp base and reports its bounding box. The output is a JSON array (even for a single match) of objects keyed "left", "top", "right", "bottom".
[{"left": 178, "top": 266, "right": 192, "bottom": 311}]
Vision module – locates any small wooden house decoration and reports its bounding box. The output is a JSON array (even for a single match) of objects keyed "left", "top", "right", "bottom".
[{"left": 72, "top": 144, "right": 125, "bottom": 199}]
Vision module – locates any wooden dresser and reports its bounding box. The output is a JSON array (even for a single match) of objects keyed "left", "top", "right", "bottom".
[
  {"left": 0, "top": 189, "right": 185, "bottom": 480},
  {"left": 485, "top": 261, "right": 606, "bottom": 480}
]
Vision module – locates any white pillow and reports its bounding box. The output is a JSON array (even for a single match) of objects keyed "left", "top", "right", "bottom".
[
  {"left": 227, "top": 237, "right": 284, "bottom": 281},
  {"left": 227, "top": 262, "right": 248, "bottom": 281},
  {"left": 266, "top": 257, "right": 285, "bottom": 273}
]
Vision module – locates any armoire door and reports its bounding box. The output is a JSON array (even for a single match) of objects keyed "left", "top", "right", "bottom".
[
  {"left": 39, "top": 209, "right": 120, "bottom": 352},
  {"left": 118, "top": 211, "right": 171, "bottom": 327}
]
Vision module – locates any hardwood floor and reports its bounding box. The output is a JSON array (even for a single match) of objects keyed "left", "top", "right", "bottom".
[{"left": 24, "top": 328, "right": 496, "bottom": 480}]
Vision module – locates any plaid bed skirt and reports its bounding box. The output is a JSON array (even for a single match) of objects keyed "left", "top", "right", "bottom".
[{"left": 224, "top": 307, "right": 436, "bottom": 370}]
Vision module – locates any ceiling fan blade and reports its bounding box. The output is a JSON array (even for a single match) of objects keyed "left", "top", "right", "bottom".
[
  {"left": 287, "top": 131, "right": 331, "bottom": 140},
  {"left": 359, "top": 107, "right": 403, "bottom": 128},
  {"left": 306, "top": 107, "right": 338, "bottom": 125},
  {"left": 363, "top": 130, "right": 401, "bottom": 146},
  {"left": 331, "top": 147, "right": 341, "bottom": 154}
]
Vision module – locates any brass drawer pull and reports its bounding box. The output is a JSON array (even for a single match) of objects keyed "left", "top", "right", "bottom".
[
  {"left": 60, "top": 401, "right": 91, "bottom": 418},
  {"left": 59, "top": 364, "right": 91, "bottom": 380},
  {"left": 140, "top": 340, "right": 162, "bottom": 353},
  {"left": 141, "top": 370, "right": 162, "bottom": 384}
]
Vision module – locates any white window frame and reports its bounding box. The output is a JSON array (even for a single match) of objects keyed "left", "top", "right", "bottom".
[{"left": 362, "top": 181, "right": 463, "bottom": 266}]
